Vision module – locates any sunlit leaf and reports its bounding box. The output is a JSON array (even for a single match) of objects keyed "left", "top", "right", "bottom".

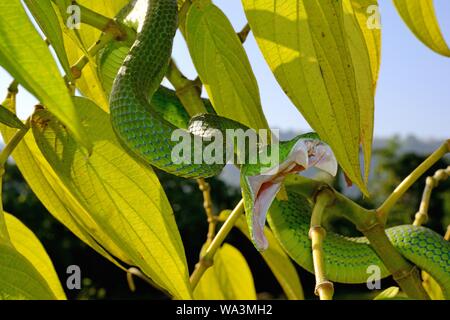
[
  {"left": 0, "top": 243, "right": 56, "bottom": 300},
  {"left": 0, "top": 0, "right": 91, "bottom": 150},
  {"left": 23, "top": 0, "right": 72, "bottom": 78},
  {"left": 0, "top": 92, "right": 130, "bottom": 271},
  {"left": 194, "top": 244, "right": 257, "bottom": 300},
  {"left": 422, "top": 271, "right": 444, "bottom": 300},
  {"left": 373, "top": 286, "right": 400, "bottom": 300},
  {"left": 0, "top": 104, "right": 25, "bottom": 129},
  {"left": 343, "top": 0, "right": 380, "bottom": 182},
  {"left": 393, "top": 0, "right": 450, "bottom": 57},
  {"left": 54, "top": 0, "right": 131, "bottom": 110},
  {"left": 4, "top": 213, "right": 66, "bottom": 300},
  {"left": 186, "top": 0, "right": 268, "bottom": 130},
  {"left": 220, "top": 211, "right": 304, "bottom": 300},
  {"left": 31, "top": 97, "right": 192, "bottom": 299},
  {"left": 242, "top": 0, "right": 375, "bottom": 194}
]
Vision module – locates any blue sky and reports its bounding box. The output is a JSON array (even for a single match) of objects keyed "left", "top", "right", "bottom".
[{"left": 1, "top": 0, "right": 449, "bottom": 140}]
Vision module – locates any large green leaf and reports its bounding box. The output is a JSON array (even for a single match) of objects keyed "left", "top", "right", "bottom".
[
  {"left": 393, "top": 0, "right": 450, "bottom": 57},
  {"left": 186, "top": 0, "right": 268, "bottom": 130},
  {"left": 343, "top": 0, "right": 380, "bottom": 182},
  {"left": 31, "top": 97, "right": 192, "bottom": 299},
  {"left": 0, "top": 93, "right": 130, "bottom": 271},
  {"left": 23, "top": 0, "right": 72, "bottom": 78},
  {"left": 422, "top": 271, "right": 444, "bottom": 300},
  {"left": 373, "top": 286, "right": 400, "bottom": 300},
  {"left": 242, "top": 0, "right": 377, "bottom": 194},
  {"left": 0, "top": 104, "right": 25, "bottom": 129},
  {"left": 0, "top": 243, "right": 56, "bottom": 300},
  {"left": 0, "top": 0, "right": 90, "bottom": 150},
  {"left": 4, "top": 213, "right": 66, "bottom": 300},
  {"left": 53, "top": 0, "right": 131, "bottom": 110},
  {"left": 194, "top": 244, "right": 257, "bottom": 300},
  {"left": 220, "top": 211, "right": 304, "bottom": 300}
]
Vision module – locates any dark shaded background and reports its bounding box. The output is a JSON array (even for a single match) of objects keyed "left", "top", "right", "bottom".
[{"left": 2, "top": 140, "right": 449, "bottom": 300}]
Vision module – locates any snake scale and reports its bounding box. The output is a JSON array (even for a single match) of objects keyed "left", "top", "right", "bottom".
[{"left": 109, "top": 0, "right": 450, "bottom": 298}]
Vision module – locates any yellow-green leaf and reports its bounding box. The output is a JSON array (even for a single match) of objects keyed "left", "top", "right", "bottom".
[
  {"left": 0, "top": 243, "right": 56, "bottom": 300},
  {"left": 0, "top": 93, "right": 129, "bottom": 272},
  {"left": 31, "top": 97, "right": 192, "bottom": 299},
  {"left": 393, "top": 0, "right": 450, "bottom": 57},
  {"left": 55, "top": 0, "right": 130, "bottom": 110},
  {"left": 373, "top": 286, "right": 400, "bottom": 300},
  {"left": 422, "top": 271, "right": 444, "bottom": 300},
  {"left": 23, "top": 0, "right": 72, "bottom": 78},
  {"left": 343, "top": 0, "right": 380, "bottom": 183},
  {"left": 347, "top": 0, "right": 381, "bottom": 87},
  {"left": 0, "top": 104, "right": 25, "bottom": 129},
  {"left": 4, "top": 213, "right": 66, "bottom": 300},
  {"left": 186, "top": 0, "right": 268, "bottom": 130},
  {"left": 220, "top": 211, "right": 304, "bottom": 300},
  {"left": 0, "top": 0, "right": 90, "bottom": 151},
  {"left": 194, "top": 244, "right": 257, "bottom": 300},
  {"left": 242, "top": 0, "right": 372, "bottom": 194}
]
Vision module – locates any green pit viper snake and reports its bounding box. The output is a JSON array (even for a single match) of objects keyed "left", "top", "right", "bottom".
[{"left": 109, "top": 0, "right": 450, "bottom": 297}]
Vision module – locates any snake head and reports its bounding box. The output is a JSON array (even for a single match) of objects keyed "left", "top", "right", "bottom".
[{"left": 241, "top": 133, "right": 337, "bottom": 251}]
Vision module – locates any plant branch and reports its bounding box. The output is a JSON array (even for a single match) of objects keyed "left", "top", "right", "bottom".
[
  {"left": 309, "top": 189, "right": 334, "bottom": 300},
  {"left": 414, "top": 166, "right": 449, "bottom": 226},
  {"left": 166, "top": 60, "right": 208, "bottom": 116},
  {"left": 70, "top": 33, "right": 115, "bottom": 80},
  {"left": 66, "top": 2, "right": 136, "bottom": 80},
  {"left": 237, "top": 24, "right": 251, "bottom": 43},
  {"left": 285, "top": 175, "right": 430, "bottom": 299},
  {"left": 197, "top": 178, "right": 216, "bottom": 245},
  {"left": 190, "top": 199, "right": 244, "bottom": 290},
  {"left": 77, "top": 3, "right": 130, "bottom": 40},
  {"left": 0, "top": 86, "right": 30, "bottom": 242},
  {"left": 126, "top": 267, "right": 171, "bottom": 297},
  {"left": 377, "top": 140, "right": 450, "bottom": 224}
]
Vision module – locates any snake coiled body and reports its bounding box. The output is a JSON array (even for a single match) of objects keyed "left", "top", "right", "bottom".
[
  {"left": 109, "top": 0, "right": 450, "bottom": 298},
  {"left": 110, "top": 0, "right": 223, "bottom": 178},
  {"left": 269, "top": 192, "right": 450, "bottom": 298}
]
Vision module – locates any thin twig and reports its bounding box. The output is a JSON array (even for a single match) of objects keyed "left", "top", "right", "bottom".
[
  {"left": 414, "top": 167, "right": 449, "bottom": 226},
  {"left": 0, "top": 86, "right": 29, "bottom": 242},
  {"left": 65, "top": 2, "right": 136, "bottom": 80},
  {"left": 237, "top": 24, "right": 251, "bottom": 43},
  {"left": 190, "top": 200, "right": 244, "bottom": 290},
  {"left": 70, "top": 33, "right": 115, "bottom": 80},
  {"left": 287, "top": 175, "right": 430, "bottom": 299},
  {"left": 377, "top": 141, "right": 450, "bottom": 224},
  {"left": 197, "top": 178, "right": 216, "bottom": 245},
  {"left": 166, "top": 60, "right": 208, "bottom": 116},
  {"left": 126, "top": 267, "right": 171, "bottom": 297}
]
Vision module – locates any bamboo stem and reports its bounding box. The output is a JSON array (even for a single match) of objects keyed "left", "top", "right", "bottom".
[
  {"left": 309, "top": 189, "right": 335, "bottom": 300},
  {"left": 285, "top": 175, "right": 430, "bottom": 299}
]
